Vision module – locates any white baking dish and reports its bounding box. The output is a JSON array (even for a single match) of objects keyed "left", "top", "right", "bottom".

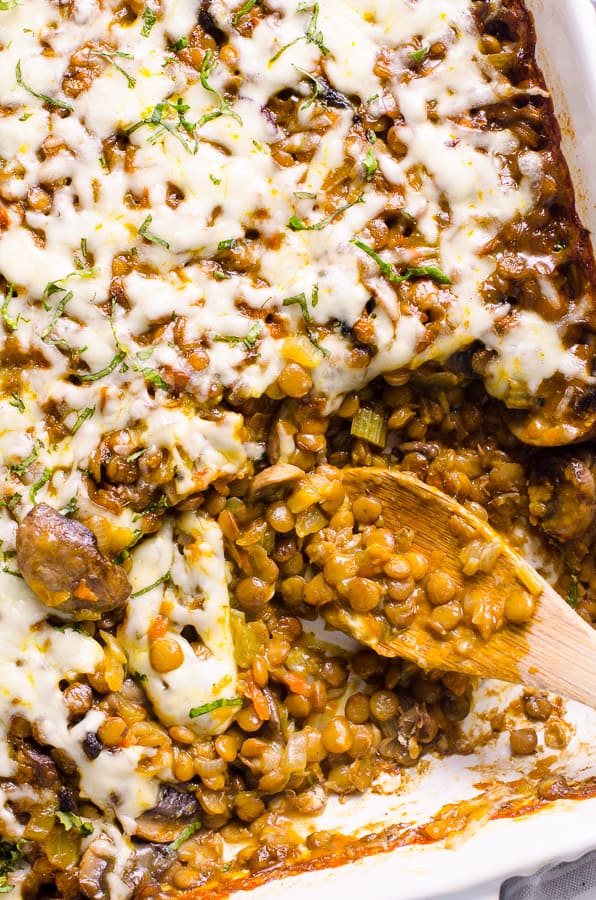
[{"left": 228, "top": 2, "right": 596, "bottom": 898}]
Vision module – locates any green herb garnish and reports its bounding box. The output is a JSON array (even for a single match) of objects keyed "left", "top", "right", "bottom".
[
  {"left": 288, "top": 194, "right": 364, "bottom": 231},
  {"left": 78, "top": 352, "right": 127, "bottom": 383},
  {"left": 30, "top": 467, "right": 52, "bottom": 504},
  {"left": 363, "top": 147, "right": 377, "bottom": 181},
  {"left": 98, "top": 50, "right": 136, "bottom": 89},
  {"left": 126, "top": 448, "right": 147, "bottom": 463},
  {"left": 282, "top": 287, "right": 329, "bottom": 357},
  {"left": 233, "top": 0, "right": 259, "bottom": 25},
  {"left": 70, "top": 407, "right": 95, "bottom": 435},
  {"left": 1, "top": 284, "right": 19, "bottom": 333},
  {"left": 60, "top": 497, "right": 79, "bottom": 516},
  {"left": 189, "top": 697, "right": 243, "bottom": 719},
  {"left": 41, "top": 290, "right": 72, "bottom": 340},
  {"left": 0, "top": 495, "right": 21, "bottom": 512},
  {"left": 138, "top": 214, "right": 170, "bottom": 249},
  {"left": 11, "top": 443, "right": 40, "bottom": 477},
  {"left": 171, "top": 37, "right": 188, "bottom": 51},
  {"left": 0, "top": 2, "right": 19, "bottom": 9},
  {"left": 55, "top": 811, "right": 93, "bottom": 837},
  {"left": 217, "top": 238, "right": 238, "bottom": 251},
  {"left": 138, "top": 366, "right": 168, "bottom": 390},
  {"left": 409, "top": 46, "right": 429, "bottom": 64},
  {"left": 8, "top": 394, "right": 24, "bottom": 413},
  {"left": 209, "top": 174, "right": 222, "bottom": 185},
  {"left": 141, "top": 6, "right": 157, "bottom": 36},
  {"left": 130, "top": 569, "right": 171, "bottom": 598},
  {"left": 16, "top": 60, "right": 73, "bottom": 111},
  {"left": 352, "top": 239, "right": 452, "bottom": 285},
  {"left": 198, "top": 50, "right": 242, "bottom": 127},
  {"left": 270, "top": 1, "right": 329, "bottom": 63},
  {"left": 168, "top": 821, "right": 202, "bottom": 851}
]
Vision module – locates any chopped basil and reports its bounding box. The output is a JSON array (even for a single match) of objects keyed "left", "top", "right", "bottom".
[
  {"left": 270, "top": 1, "right": 329, "bottom": 63},
  {"left": 244, "top": 320, "right": 264, "bottom": 348},
  {"left": 363, "top": 147, "right": 377, "bottom": 181},
  {"left": 30, "top": 467, "right": 52, "bottom": 505},
  {"left": 232, "top": 0, "right": 259, "bottom": 25},
  {"left": 282, "top": 288, "right": 329, "bottom": 357},
  {"left": 130, "top": 569, "right": 171, "bottom": 598},
  {"left": 189, "top": 697, "right": 243, "bottom": 719},
  {"left": 214, "top": 320, "right": 264, "bottom": 349},
  {"left": 128, "top": 98, "right": 198, "bottom": 155},
  {"left": 42, "top": 269, "right": 96, "bottom": 309},
  {"left": 168, "top": 821, "right": 202, "bottom": 851},
  {"left": 70, "top": 406, "right": 95, "bottom": 435},
  {"left": 0, "top": 494, "right": 20, "bottom": 512},
  {"left": 303, "top": 1, "right": 329, "bottom": 53},
  {"left": 16, "top": 60, "right": 73, "bottom": 111},
  {"left": 41, "top": 290, "right": 73, "bottom": 340},
  {"left": 79, "top": 351, "right": 127, "bottom": 382},
  {"left": 213, "top": 270, "right": 230, "bottom": 281},
  {"left": 132, "top": 494, "right": 169, "bottom": 522},
  {"left": 409, "top": 46, "right": 429, "bottom": 64},
  {"left": 288, "top": 194, "right": 364, "bottom": 231},
  {"left": 18, "top": 112, "right": 32, "bottom": 121},
  {"left": 1, "top": 284, "right": 19, "bottom": 333},
  {"left": 293, "top": 65, "right": 322, "bottom": 110},
  {"left": 98, "top": 50, "right": 136, "bottom": 89},
  {"left": 8, "top": 394, "right": 24, "bottom": 413},
  {"left": 217, "top": 238, "right": 238, "bottom": 251},
  {"left": 138, "top": 214, "right": 170, "bottom": 249},
  {"left": 141, "top": 6, "right": 157, "bottom": 36},
  {"left": 10, "top": 443, "right": 39, "bottom": 477},
  {"left": 60, "top": 497, "right": 79, "bottom": 516},
  {"left": 55, "top": 811, "right": 93, "bottom": 837},
  {"left": 138, "top": 366, "right": 168, "bottom": 390},
  {"left": 171, "top": 36, "right": 188, "bottom": 51},
  {"left": 198, "top": 50, "right": 242, "bottom": 127},
  {"left": 352, "top": 239, "right": 452, "bottom": 285}
]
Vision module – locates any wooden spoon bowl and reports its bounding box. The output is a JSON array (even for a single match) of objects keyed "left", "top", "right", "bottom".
[{"left": 324, "top": 467, "right": 596, "bottom": 708}]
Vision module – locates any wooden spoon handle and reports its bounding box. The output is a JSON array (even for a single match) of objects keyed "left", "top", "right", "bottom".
[{"left": 335, "top": 468, "right": 596, "bottom": 707}]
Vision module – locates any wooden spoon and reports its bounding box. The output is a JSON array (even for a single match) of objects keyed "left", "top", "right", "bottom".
[{"left": 324, "top": 467, "right": 596, "bottom": 708}]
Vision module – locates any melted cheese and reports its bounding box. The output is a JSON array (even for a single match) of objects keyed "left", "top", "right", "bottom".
[{"left": 122, "top": 513, "right": 238, "bottom": 735}]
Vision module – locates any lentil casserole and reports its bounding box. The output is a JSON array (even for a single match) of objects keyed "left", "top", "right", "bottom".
[{"left": 0, "top": 0, "right": 595, "bottom": 896}]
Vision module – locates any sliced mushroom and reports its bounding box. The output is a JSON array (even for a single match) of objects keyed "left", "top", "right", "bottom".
[
  {"left": 506, "top": 375, "right": 596, "bottom": 447},
  {"left": 249, "top": 464, "right": 304, "bottom": 498},
  {"left": 79, "top": 845, "right": 110, "bottom": 900},
  {"left": 135, "top": 784, "right": 202, "bottom": 843},
  {"left": 16, "top": 504, "right": 131, "bottom": 619},
  {"left": 528, "top": 452, "right": 596, "bottom": 541}
]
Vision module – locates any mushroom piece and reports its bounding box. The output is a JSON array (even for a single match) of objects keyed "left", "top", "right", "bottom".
[
  {"left": 16, "top": 504, "right": 131, "bottom": 619},
  {"left": 528, "top": 452, "right": 596, "bottom": 541},
  {"left": 79, "top": 845, "right": 110, "bottom": 900},
  {"left": 506, "top": 375, "right": 596, "bottom": 447},
  {"left": 135, "top": 784, "right": 202, "bottom": 843},
  {"left": 249, "top": 464, "right": 304, "bottom": 498}
]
